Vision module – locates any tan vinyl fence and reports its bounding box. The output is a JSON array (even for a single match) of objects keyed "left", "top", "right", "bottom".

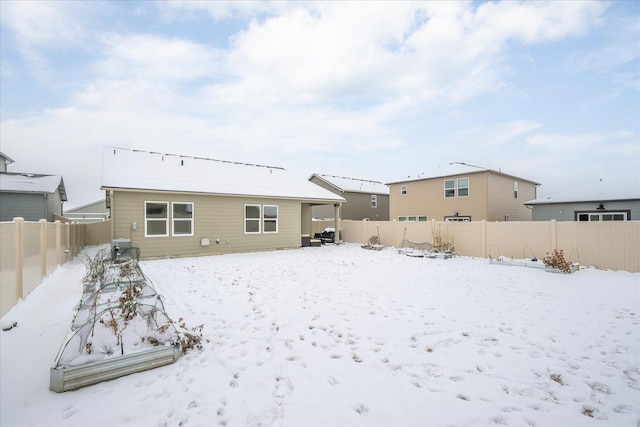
[
  {"left": 313, "top": 219, "right": 640, "bottom": 273},
  {"left": 0, "top": 218, "right": 112, "bottom": 317}
]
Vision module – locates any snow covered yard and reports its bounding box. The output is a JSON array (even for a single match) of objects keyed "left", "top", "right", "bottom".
[{"left": 1, "top": 243, "right": 639, "bottom": 427}]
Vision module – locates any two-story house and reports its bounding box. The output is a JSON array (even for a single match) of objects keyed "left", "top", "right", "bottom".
[
  {"left": 387, "top": 164, "right": 539, "bottom": 222},
  {"left": 308, "top": 173, "right": 389, "bottom": 220}
]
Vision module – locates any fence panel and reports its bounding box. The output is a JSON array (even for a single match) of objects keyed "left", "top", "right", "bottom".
[
  {"left": 85, "top": 221, "right": 111, "bottom": 245},
  {"left": 336, "top": 220, "right": 639, "bottom": 272},
  {"left": 23, "top": 222, "right": 42, "bottom": 297},
  {"left": 447, "top": 221, "right": 484, "bottom": 257},
  {"left": 0, "top": 219, "right": 113, "bottom": 318},
  {"left": 557, "top": 222, "right": 640, "bottom": 272},
  {"left": 0, "top": 223, "right": 18, "bottom": 319},
  {"left": 486, "top": 221, "right": 552, "bottom": 261},
  {"left": 46, "top": 223, "right": 58, "bottom": 276}
]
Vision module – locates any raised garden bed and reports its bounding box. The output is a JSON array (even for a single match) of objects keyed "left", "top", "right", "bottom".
[{"left": 50, "top": 246, "right": 202, "bottom": 392}]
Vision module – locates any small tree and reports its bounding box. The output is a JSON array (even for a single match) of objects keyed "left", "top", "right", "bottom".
[
  {"left": 432, "top": 224, "right": 454, "bottom": 252},
  {"left": 543, "top": 249, "right": 573, "bottom": 273}
]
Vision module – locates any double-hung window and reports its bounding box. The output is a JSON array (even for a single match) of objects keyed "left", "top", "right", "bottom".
[
  {"left": 172, "top": 202, "right": 194, "bottom": 236},
  {"left": 145, "top": 202, "right": 169, "bottom": 237},
  {"left": 514, "top": 181, "right": 519, "bottom": 199},
  {"left": 371, "top": 195, "right": 378, "bottom": 208},
  {"left": 263, "top": 205, "right": 278, "bottom": 233},
  {"left": 401, "top": 185, "right": 407, "bottom": 195},
  {"left": 457, "top": 178, "right": 469, "bottom": 197},
  {"left": 245, "top": 205, "right": 261, "bottom": 234},
  {"left": 444, "top": 180, "right": 455, "bottom": 198},
  {"left": 444, "top": 178, "right": 469, "bottom": 198}
]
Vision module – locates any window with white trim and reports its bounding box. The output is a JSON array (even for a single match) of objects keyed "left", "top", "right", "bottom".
[
  {"left": 444, "top": 178, "right": 470, "bottom": 198},
  {"left": 445, "top": 216, "right": 471, "bottom": 222},
  {"left": 371, "top": 194, "right": 378, "bottom": 208},
  {"left": 263, "top": 205, "right": 278, "bottom": 233},
  {"left": 145, "top": 202, "right": 169, "bottom": 237},
  {"left": 444, "top": 179, "right": 455, "bottom": 198},
  {"left": 457, "top": 178, "right": 469, "bottom": 197},
  {"left": 399, "top": 215, "right": 427, "bottom": 222},
  {"left": 513, "top": 181, "right": 519, "bottom": 199},
  {"left": 172, "top": 202, "right": 194, "bottom": 236},
  {"left": 577, "top": 211, "right": 627, "bottom": 221},
  {"left": 401, "top": 185, "right": 407, "bottom": 195},
  {"left": 245, "top": 204, "right": 261, "bottom": 233}
]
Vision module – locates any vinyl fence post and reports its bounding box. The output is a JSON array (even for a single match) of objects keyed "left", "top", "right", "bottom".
[
  {"left": 55, "top": 221, "right": 62, "bottom": 265},
  {"left": 40, "top": 219, "right": 47, "bottom": 279},
  {"left": 550, "top": 220, "right": 557, "bottom": 250},
  {"left": 13, "top": 217, "right": 24, "bottom": 300},
  {"left": 481, "top": 220, "right": 487, "bottom": 258}
]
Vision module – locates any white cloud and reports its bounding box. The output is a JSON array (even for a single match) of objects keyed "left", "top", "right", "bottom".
[
  {"left": 96, "top": 33, "right": 224, "bottom": 81},
  {"left": 0, "top": 1, "right": 107, "bottom": 81},
  {"left": 526, "top": 131, "right": 637, "bottom": 154},
  {"left": 454, "top": 120, "right": 543, "bottom": 147}
]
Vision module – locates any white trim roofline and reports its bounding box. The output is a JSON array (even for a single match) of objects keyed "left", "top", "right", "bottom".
[{"left": 309, "top": 173, "right": 390, "bottom": 195}]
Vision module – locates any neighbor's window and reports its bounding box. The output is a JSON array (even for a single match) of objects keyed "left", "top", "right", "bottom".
[
  {"left": 514, "top": 181, "right": 519, "bottom": 199},
  {"left": 401, "top": 185, "right": 407, "bottom": 195},
  {"left": 172, "top": 202, "right": 194, "bottom": 236},
  {"left": 398, "top": 216, "right": 407, "bottom": 221},
  {"left": 418, "top": 216, "right": 428, "bottom": 221},
  {"left": 577, "top": 212, "right": 628, "bottom": 222},
  {"left": 457, "top": 178, "right": 469, "bottom": 197},
  {"left": 371, "top": 194, "right": 378, "bottom": 208},
  {"left": 444, "top": 179, "right": 455, "bottom": 198},
  {"left": 245, "top": 205, "right": 261, "bottom": 233},
  {"left": 263, "top": 205, "right": 278, "bottom": 233},
  {"left": 445, "top": 216, "right": 471, "bottom": 222},
  {"left": 408, "top": 216, "right": 417, "bottom": 221},
  {"left": 145, "top": 202, "right": 169, "bottom": 237}
]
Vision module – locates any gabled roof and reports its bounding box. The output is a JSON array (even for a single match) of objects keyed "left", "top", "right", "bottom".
[
  {"left": 0, "top": 152, "right": 15, "bottom": 165},
  {"left": 65, "top": 199, "right": 107, "bottom": 212},
  {"left": 0, "top": 173, "right": 68, "bottom": 201},
  {"left": 386, "top": 163, "right": 540, "bottom": 185},
  {"left": 309, "top": 173, "right": 389, "bottom": 195},
  {"left": 101, "top": 147, "right": 345, "bottom": 203},
  {"left": 525, "top": 181, "right": 640, "bottom": 205}
]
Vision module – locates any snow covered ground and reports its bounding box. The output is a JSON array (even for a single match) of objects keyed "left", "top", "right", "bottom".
[{"left": 1, "top": 243, "right": 639, "bottom": 427}]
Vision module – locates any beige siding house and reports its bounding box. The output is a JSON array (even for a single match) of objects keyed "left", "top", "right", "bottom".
[
  {"left": 308, "top": 174, "right": 389, "bottom": 220},
  {"left": 387, "top": 164, "right": 538, "bottom": 222},
  {"left": 101, "top": 147, "right": 344, "bottom": 258}
]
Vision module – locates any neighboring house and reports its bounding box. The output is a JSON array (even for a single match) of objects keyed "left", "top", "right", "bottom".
[
  {"left": 0, "top": 152, "right": 15, "bottom": 173},
  {"left": 101, "top": 147, "right": 345, "bottom": 258},
  {"left": 308, "top": 173, "right": 390, "bottom": 220},
  {"left": 525, "top": 182, "right": 640, "bottom": 221},
  {"left": 0, "top": 173, "right": 68, "bottom": 222},
  {"left": 387, "top": 163, "right": 539, "bottom": 222},
  {"left": 64, "top": 199, "right": 110, "bottom": 223}
]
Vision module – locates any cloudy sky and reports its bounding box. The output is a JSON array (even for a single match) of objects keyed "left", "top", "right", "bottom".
[{"left": 1, "top": 1, "right": 638, "bottom": 207}]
